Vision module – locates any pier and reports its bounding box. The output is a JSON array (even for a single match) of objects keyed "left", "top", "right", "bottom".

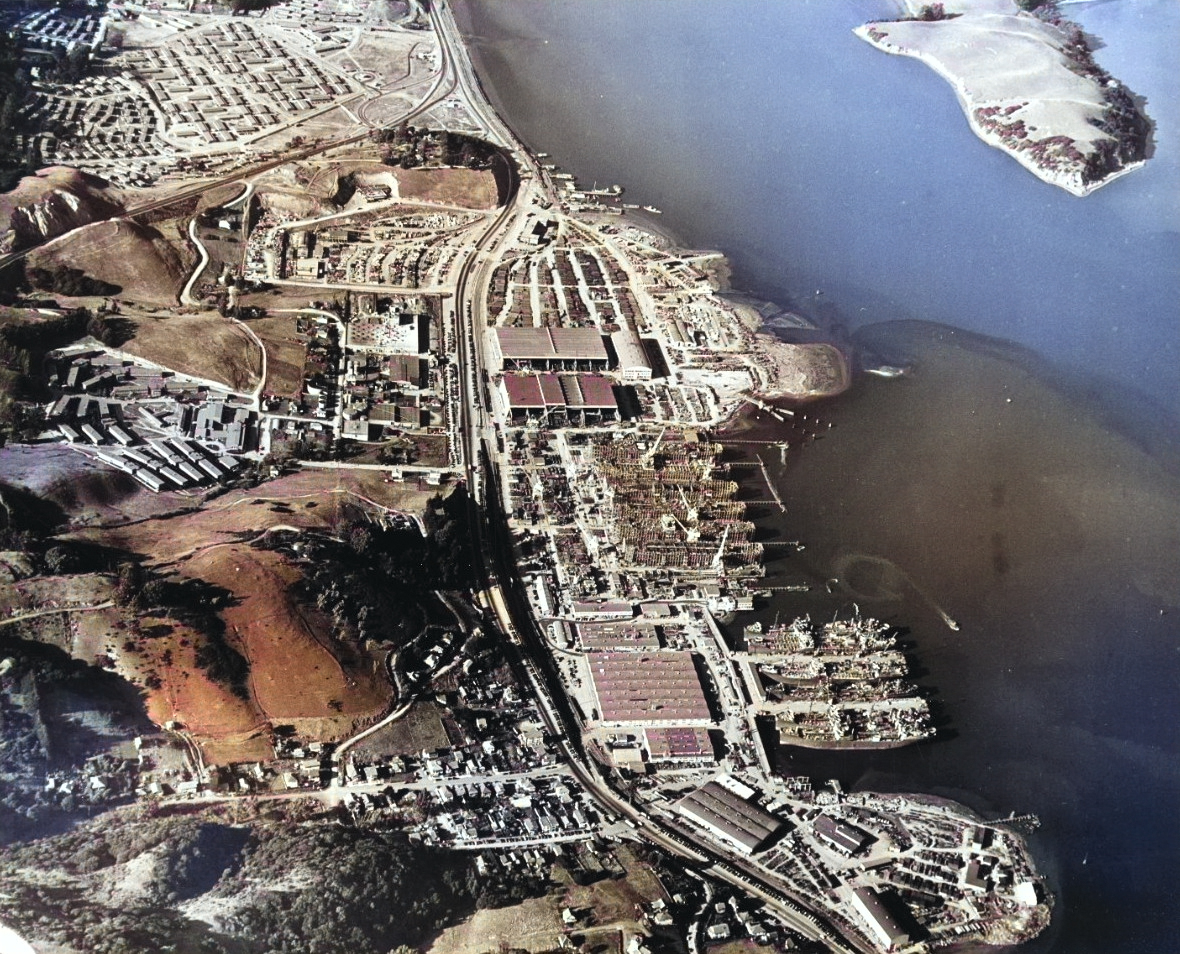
[{"left": 757, "top": 454, "right": 786, "bottom": 513}]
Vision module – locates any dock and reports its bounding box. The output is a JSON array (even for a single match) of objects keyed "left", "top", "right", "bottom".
[{"left": 757, "top": 454, "right": 785, "bottom": 513}]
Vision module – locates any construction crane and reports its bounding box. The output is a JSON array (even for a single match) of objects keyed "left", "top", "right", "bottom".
[
  {"left": 640, "top": 426, "right": 667, "bottom": 467},
  {"left": 678, "top": 485, "right": 699, "bottom": 525},
  {"left": 711, "top": 525, "right": 731, "bottom": 572}
]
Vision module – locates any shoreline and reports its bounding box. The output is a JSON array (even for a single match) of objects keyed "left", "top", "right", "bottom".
[{"left": 854, "top": 6, "right": 1150, "bottom": 197}]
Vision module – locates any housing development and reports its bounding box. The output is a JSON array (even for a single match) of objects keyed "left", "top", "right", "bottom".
[{"left": 0, "top": 2, "right": 1051, "bottom": 953}]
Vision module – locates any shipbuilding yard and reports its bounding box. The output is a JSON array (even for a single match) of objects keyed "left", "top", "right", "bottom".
[
  {"left": 0, "top": 1, "right": 1054, "bottom": 950},
  {"left": 737, "top": 613, "right": 935, "bottom": 748}
]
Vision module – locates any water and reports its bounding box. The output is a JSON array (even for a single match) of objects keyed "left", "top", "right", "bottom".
[{"left": 454, "top": 1, "right": 1180, "bottom": 950}]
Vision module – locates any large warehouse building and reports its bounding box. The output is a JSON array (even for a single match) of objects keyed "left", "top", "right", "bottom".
[
  {"left": 501, "top": 372, "right": 619, "bottom": 422},
  {"left": 586, "top": 651, "right": 711, "bottom": 726},
  {"left": 675, "top": 779, "right": 785, "bottom": 855},
  {"left": 491, "top": 327, "right": 609, "bottom": 371}
]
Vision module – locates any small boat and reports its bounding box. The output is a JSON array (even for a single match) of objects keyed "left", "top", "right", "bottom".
[
  {"left": 642, "top": 205, "right": 662, "bottom": 214},
  {"left": 865, "top": 365, "right": 910, "bottom": 378}
]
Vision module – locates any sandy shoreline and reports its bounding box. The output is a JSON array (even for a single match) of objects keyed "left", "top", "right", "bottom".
[{"left": 855, "top": 3, "right": 1149, "bottom": 196}]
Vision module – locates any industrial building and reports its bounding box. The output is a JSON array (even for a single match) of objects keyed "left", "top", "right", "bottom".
[
  {"left": 501, "top": 372, "right": 619, "bottom": 422},
  {"left": 576, "top": 621, "right": 661, "bottom": 652},
  {"left": 675, "top": 779, "right": 784, "bottom": 855},
  {"left": 491, "top": 327, "right": 609, "bottom": 371},
  {"left": 813, "top": 815, "right": 875, "bottom": 856},
  {"left": 644, "top": 726, "right": 714, "bottom": 764},
  {"left": 586, "top": 651, "right": 711, "bottom": 726},
  {"left": 849, "top": 887, "right": 911, "bottom": 950},
  {"left": 610, "top": 330, "right": 653, "bottom": 382}
]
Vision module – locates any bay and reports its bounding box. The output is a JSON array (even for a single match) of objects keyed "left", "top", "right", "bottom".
[{"left": 453, "top": 1, "right": 1180, "bottom": 950}]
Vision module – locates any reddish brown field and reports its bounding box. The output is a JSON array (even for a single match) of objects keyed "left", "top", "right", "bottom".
[
  {"left": 133, "top": 614, "right": 273, "bottom": 765},
  {"left": 57, "top": 470, "right": 446, "bottom": 760},
  {"left": 181, "top": 545, "right": 391, "bottom": 739}
]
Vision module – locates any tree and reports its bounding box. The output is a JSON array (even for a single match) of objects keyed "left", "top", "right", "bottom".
[
  {"left": 43, "top": 545, "right": 78, "bottom": 574},
  {"left": 114, "top": 562, "right": 144, "bottom": 607}
]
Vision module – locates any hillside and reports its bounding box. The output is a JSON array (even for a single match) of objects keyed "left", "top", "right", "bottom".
[
  {"left": 0, "top": 167, "right": 126, "bottom": 255},
  {"left": 25, "top": 219, "right": 189, "bottom": 306},
  {"left": 121, "top": 310, "right": 262, "bottom": 393},
  {"left": 0, "top": 806, "right": 485, "bottom": 954}
]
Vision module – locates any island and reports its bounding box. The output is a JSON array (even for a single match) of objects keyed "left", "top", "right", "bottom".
[{"left": 855, "top": 0, "right": 1151, "bottom": 196}]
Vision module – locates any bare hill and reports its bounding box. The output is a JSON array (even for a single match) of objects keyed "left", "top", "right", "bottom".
[
  {"left": 121, "top": 311, "right": 262, "bottom": 392},
  {"left": 0, "top": 167, "right": 126, "bottom": 255},
  {"left": 26, "top": 219, "right": 187, "bottom": 306}
]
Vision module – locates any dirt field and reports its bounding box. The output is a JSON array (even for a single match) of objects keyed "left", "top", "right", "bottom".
[
  {"left": 68, "top": 469, "right": 441, "bottom": 566},
  {"left": 427, "top": 895, "right": 565, "bottom": 954},
  {"left": 352, "top": 701, "right": 449, "bottom": 759},
  {"left": 129, "top": 613, "right": 273, "bottom": 765},
  {"left": 564, "top": 845, "right": 669, "bottom": 927},
  {"left": 395, "top": 168, "right": 499, "bottom": 209},
  {"left": 428, "top": 847, "right": 666, "bottom": 954},
  {"left": 50, "top": 470, "right": 445, "bottom": 759},
  {"left": 339, "top": 433, "right": 449, "bottom": 468},
  {"left": 121, "top": 309, "right": 262, "bottom": 392},
  {"left": 710, "top": 941, "right": 779, "bottom": 954},
  {"left": 248, "top": 314, "right": 307, "bottom": 397},
  {"left": 180, "top": 545, "right": 391, "bottom": 740},
  {"left": 27, "top": 219, "right": 188, "bottom": 306}
]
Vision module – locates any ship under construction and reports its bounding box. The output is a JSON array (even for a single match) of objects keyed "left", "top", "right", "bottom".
[{"left": 590, "top": 430, "right": 764, "bottom": 579}]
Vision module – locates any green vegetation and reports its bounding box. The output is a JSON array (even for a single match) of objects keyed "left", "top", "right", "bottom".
[
  {"left": 0, "top": 8, "right": 104, "bottom": 192},
  {"left": 27, "top": 264, "right": 121, "bottom": 297},
  {"left": 374, "top": 124, "right": 503, "bottom": 171},
  {"left": 0, "top": 481, "right": 111, "bottom": 573},
  {"left": 260, "top": 489, "right": 478, "bottom": 649},
  {"left": 115, "top": 565, "right": 252, "bottom": 699},
  {"left": 0, "top": 30, "right": 35, "bottom": 193}
]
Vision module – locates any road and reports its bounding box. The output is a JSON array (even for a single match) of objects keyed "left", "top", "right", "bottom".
[
  {"left": 0, "top": 15, "right": 463, "bottom": 277},
  {"left": 0, "top": 600, "right": 114, "bottom": 628}
]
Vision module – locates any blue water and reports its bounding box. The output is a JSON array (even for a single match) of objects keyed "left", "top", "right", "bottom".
[
  {"left": 458, "top": 0, "right": 1180, "bottom": 409},
  {"left": 455, "top": 1, "right": 1180, "bottom": 950}
]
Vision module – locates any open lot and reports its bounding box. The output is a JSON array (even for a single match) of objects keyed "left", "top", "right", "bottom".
[
  {"left": 427, "top": 895, "right": 565, "bottom": 954},
  {"left": 249, "top": 313, "right": 308, "bottom": 398},
  {"left": 130, "top": 612, "right": 274, "bottom": 765},
  {"left": 121, "top": 310, "right": 263, "bottom": 393},
  {"left": 67, "top": 469, "right": 440, "bottom": 566},
  {"left": 428, "top": 846, "right": 667, "bottom": 954},
  {"left": 352, "top": 700, "right": 450, "bottom": 759},
  {"left": 180, "top": 544, "right": 392, "bottom": 741}
]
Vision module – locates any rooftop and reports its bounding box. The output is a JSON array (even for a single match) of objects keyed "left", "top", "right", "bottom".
[{"left": 587, "top": 651, "right": 710, "bottom": 724}]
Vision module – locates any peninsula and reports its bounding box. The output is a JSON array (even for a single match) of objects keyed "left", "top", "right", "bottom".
[{"left": 855, "top": 0, "right": 1151, "bottom": 196}]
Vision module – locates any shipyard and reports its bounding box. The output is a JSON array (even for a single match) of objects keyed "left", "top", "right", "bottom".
[{"left": 0, "top": 1, "right": 1053, "bottom": 952}]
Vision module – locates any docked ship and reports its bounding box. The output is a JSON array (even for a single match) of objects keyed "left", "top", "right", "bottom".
[{"left": 741, "top": 611, "right": 935, "bottom": 749}]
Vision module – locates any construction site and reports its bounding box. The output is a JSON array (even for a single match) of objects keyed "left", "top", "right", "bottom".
[{"left": 504, "top": 426, "right": 765, "bottom": 619}]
